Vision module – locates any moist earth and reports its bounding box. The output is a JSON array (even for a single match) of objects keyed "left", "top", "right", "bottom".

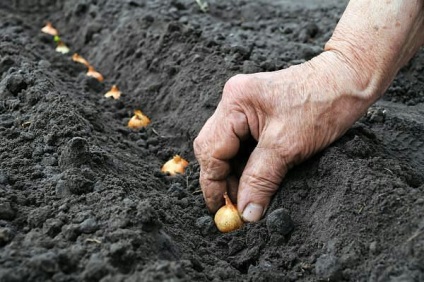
[{"left": 0, "top": 0, "right": 423, "bottom": 281}]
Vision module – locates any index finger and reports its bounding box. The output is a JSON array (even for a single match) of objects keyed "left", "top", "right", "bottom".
[{"left": 194, "top": 106, "right": 249, "bottom": 212}]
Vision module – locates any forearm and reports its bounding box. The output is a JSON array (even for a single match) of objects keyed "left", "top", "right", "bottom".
[{"left": 325, "top": 0, "right": 424, "bottom": 103}]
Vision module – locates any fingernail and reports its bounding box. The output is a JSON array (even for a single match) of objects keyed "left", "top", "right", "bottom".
[{"left": 242, "top": 203, "right": 264, "bottom": 222}]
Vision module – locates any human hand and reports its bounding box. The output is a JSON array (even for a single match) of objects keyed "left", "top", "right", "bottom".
[
  {"left": 194, "top": 0, "right": 424, "bottom": 223},
  {"left": 194, "top": 51, "right": 375, "bottom": 222}
]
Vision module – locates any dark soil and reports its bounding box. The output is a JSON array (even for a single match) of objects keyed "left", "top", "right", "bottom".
[{"left": 1, "top": 0, "right": 423, "bottom": 281}]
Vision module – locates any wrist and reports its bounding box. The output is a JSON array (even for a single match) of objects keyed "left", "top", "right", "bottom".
[
  {"left": 318, "top": 49, "right": 383, "bottom": 105},
  {"left": 324, "top": 0, "right": 424, "bottom": 103}
]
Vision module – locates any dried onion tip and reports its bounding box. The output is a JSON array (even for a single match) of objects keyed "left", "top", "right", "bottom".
[
  {"left": 128, "top": 110, "right": 150, "bottom": 129},
  {"left": 214, "top": 193, "right": 243, "bottom": 233},
  {"left": 161, "top": 155, "right": 189, "bottom": 175},
  {"left": 104, "top": 85, "right": 121, "bottom": 100},
  {"left": 72, "top": 53, "right": 90, "bottom": 67},
  {"left": 41, "top": 22, "right": 58, "bottom": 36},
  {"left": 87, "top": 66, "right": 104, "bottom": 82}
]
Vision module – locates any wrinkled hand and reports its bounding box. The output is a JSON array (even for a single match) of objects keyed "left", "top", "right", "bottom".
[
  {"left": 194, "top": 51, "right": 374, "bottom": 222},
  {"left": 194, "top": 0, "right": 424, "bottom": 222}
]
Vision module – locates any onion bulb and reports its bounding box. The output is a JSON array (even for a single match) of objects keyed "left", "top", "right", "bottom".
[
  {"left": 214, "top": 193, "right": 243, "bottom": 233},
  {"left": 56, "top": 41, "right": 70, "bottom": 54},
  {"left": 72, "top": 53, "right": 90, "bottom": 67},
  {"left": 41, "top": 22, "right": 58, "bottom": 36},
  {"left": 104, "top": 85, "right": 121, "bottom": 100},
  {"left": 128, "top": 110, "right": 150, "bottom": 129},
  {"left": 161, "top": 155, "right": 189, "bottom": 175},
  {"left": 87, "top": 66, "right": 104, "bottom": 82}
]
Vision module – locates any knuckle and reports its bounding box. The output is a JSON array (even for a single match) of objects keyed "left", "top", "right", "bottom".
[{"left": 222, "top": 74, "right": 248, "bottom": 100}]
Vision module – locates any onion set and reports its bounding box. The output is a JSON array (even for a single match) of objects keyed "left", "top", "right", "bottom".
[
  {"left": 161, "top": 155, "right": 189, "bottom": 175},
  {"left": 128, "top": 110, "right": 150, "bottom": 129},
  {"left": 214, "top": 193, "right": 243, "bottom": 233},
  {"left": 41, "top": 22, "right": 58, "bottom": 36},
  {"left": 55, "top": 41, "right": 70, "bottom": 54},
  {"left": 72, "top": 53, "right": 90, "bottom": 67},
  {"left": 104, "top": 85, "right": 121, "bottom": 100},
  {"left": 87, "top": 66, "right": 104, "bottom": 82}
]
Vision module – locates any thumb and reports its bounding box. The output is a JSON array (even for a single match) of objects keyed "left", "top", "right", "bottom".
[{"left": 237, "top": 147, "right": 288, "bottom": 222}]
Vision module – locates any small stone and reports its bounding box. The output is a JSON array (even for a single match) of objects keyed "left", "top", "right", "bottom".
[
  {"left": 266, "top": 208, "right": 294, "bottom": 236},
  {"left": 0, "top": 227, "right": 14, "bottom": 246},
  {"left": 195, "top": 216, "right": 217, "bottom": 236},
  {"left": 0, "top": 201, "right": 15, "bottom": 220},
  {"left": 80, "top": 218, "right": 98, "bottom": 234},
  {"left": 315, "top": 254, "right": 342, "bottom": 280}
]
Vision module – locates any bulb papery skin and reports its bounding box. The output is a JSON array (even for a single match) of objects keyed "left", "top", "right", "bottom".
[{"left": 214, "top": 195, "right": 243, "bottom": 233}]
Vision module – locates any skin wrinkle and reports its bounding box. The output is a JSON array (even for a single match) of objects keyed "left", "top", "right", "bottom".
[
  {"left": 227, "top": 78, "right": 260, "bottom": 139},
  {"left": 251, "top": 78, "right": 269, "bottom": 138},
  {"left": 238, "top": 148, "right": 287, "bottom": 207},
  {"left": 203, "top": 155, "right": 230, "bottom": 181},
  {"left": 211, "top": 113, "right": 238, "bottom": 159},
  {"left": 241, "top": 170, "right": 282, "bottom": 194},
  {"left": 330, "top": 0, "right": 424, "bottom": 96}
]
